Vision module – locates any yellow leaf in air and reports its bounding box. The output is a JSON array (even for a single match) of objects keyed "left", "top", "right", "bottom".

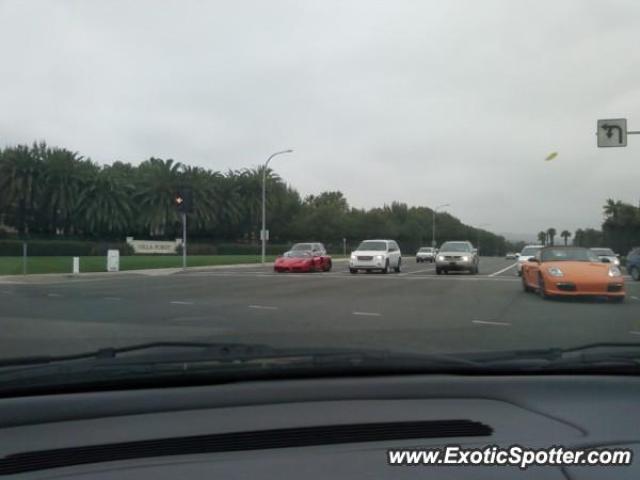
[{"left": 545, "top": 152, "right": 558, "bottom": 161}]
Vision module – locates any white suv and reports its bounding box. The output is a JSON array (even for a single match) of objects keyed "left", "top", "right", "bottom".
[
  {"left": 516, "top": 245, "right": 543, "bottom": 276},
  {"left": 349, "top": 239, "right": 402, "bottom": 274}
]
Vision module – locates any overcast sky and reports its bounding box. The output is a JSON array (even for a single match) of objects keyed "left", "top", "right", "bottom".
[{"left": 1, "top": 0, "right": 639, "bottom": 238}]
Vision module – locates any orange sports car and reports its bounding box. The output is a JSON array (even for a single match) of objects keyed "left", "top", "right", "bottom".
[{"left": 521, "top": 246, "right": 625, "bottom": 302}]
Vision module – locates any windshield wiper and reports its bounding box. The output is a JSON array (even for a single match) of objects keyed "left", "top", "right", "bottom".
[
  {"left": 0, "top": 342, "right": 296, "bottom": 368},
  {"left": 472, "top": 342, "right": 640, "bottom": 371}
]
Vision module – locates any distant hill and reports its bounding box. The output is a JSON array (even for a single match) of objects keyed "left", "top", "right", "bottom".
[{"left": 498, "top": 231, "right": 537, "bottom": 243}]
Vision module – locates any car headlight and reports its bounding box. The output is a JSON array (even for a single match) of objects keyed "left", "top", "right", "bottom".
[
  {"left": 614, "top": 258, "right": 620, "bottom": 266},
  {"left": 350, "top": 254, "right": 357, "bottom": 260},
  {"left": 608, "top": 266, "right": 622, "bottom": 277},
  {"left": 437, "top": 255, "right": 445, "bottom": 261},
  {"left": 375, "top": 255, "right": 384, "bottom": 260},
  {"left": 547, "top": 267, "right": 564, "bottom": 277},
  {"left": 461, "top": 255, "right": 469, "bottom": 262}
]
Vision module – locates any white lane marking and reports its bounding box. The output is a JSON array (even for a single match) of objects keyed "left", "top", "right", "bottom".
[
  {"left": 631, "top": 296, "right": 639, "bottom": 301},
  {"left": 488, "top": 263, "right": 518, "bottom": 277},
  {"left": 472, "top": 320, "right": 511, "bottom": 326},
  {"left": 103, "top": 296, "right": 121, "bottom": 301},
  {"left": 352, "top": 311, "right": 382, "bottom": 317},
  {"left": 47, "top": 293, "right": 62, "bottom": 297},
  {"left": 248, "top": 305, "right": 278, "bottom": 310},
  {"left": 170, "top": 301, "right": 194, "bottom": 305},
  {"left": 404, "top": 267, "right": 436, "bottom": 275},
  {"left": 629, "top": 331, "right": 640, "bottom": 336}
]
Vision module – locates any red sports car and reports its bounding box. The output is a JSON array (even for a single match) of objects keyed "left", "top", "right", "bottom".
[{"left": 274, "top": 243, "right": 332, "bottom": 273}]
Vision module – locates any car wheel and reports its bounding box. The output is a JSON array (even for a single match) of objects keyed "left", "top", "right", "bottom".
[
  {"left": 611, "top": 296, "right": 625, "bottom": 303},
  {"left": 538, "top": 274, "right": 549, "bottom": 300},
  {"left": 382, "top": 260, "right": 389, "bottom": 274},
  {"left": 349, "top": 268, "right": 357, "bottom": 274},
  {"left": 522, "top": 275, "right": 532, "bottom": 292},
  {"left": 325, "top": 259, "right": 332, "bottom": 272},
  {"left": 394, "top": 258, "right": 401, "bottom": 273},
  {"left": 630, "top": 266, "right": 640, "bottom": 281},
  {"left": 436, "top": 268, "right": 442, "bottom": 275}
]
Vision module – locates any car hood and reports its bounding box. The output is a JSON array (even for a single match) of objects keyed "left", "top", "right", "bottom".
[
  {"left": 276, "top": 256, "right": 312, "bottom": 263},
  {"left": 352, "top": 250, "right": 388, "bottom": 256},
  {"left": 542, "top": 261, "right": 613, "bottom": 278}
]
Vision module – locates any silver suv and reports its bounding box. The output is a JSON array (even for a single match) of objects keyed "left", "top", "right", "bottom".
[{"left": 436, "top": 241, "right": 479, "bottom": 275}]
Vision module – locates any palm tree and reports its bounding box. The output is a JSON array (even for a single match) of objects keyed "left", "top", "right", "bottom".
[
  {"left": 603, "top": 198, "right": 623, "bottom": 221},
  {"left": 560, "top": 230, "right": 571, "bottom": 246},
  {"left": 537, "top": 231, "right": 547, "bottom": 245},
  {"left": 76, "top": 166, "right": 134, "bottom": 236},
  {"left": 40, "top": 147, "right": 88, "bottom": 235},
  {"left": 181, "top": 166, "right": 222, "bottom": 234},
  {"left": 136, "top": 158, "right": 183, "bottom": 237},
  {"left": 0, "top": 145, "right": 41, "bottom": 235},
  {"left": 546, "top": 227, "right": 557, "bottom": 246}
]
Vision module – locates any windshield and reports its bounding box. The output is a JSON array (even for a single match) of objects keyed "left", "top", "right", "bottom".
[
  {"left": 439, "top": 242, "right": 471, "bottom": 252},
  {"left": 591, "top": 248, "right": 615, "bottom": 256},
  {"left": 541, "top": 248, "right": 599, "bottom": 263},
  {"left": 291, "top": 243, "right": 313, "bottom": 251},
  {"left": 286, "top": 251, "right": 312, "bottom": 258},
  {"left": 1, "top": 0, "right": 640, "bottom": 395},
  {"left": 356, "top": 241, "right": 387, "bottom": 251}
]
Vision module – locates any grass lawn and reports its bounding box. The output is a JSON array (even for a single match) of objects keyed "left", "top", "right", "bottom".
[{"left": 0, "top": 255, "right": 278, "bottom": 275}]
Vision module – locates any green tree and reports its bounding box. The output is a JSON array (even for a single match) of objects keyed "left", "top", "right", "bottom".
[
  {"left": 537, "top": 231, "right": 547, "bottom": 245},
  {"left": 136, "top": 158, "right": 183, "bottom": 237},
  {"left": 76, "top": 166, "right": 134, "bottom": 237},
  {"left": 546, "top": 227, "right": 557, "bottom": 246},
  {"left": 0, "top": 144, "right": 41, "bottom": 235},
  {"left": 560, "top": 230, "right": 571, "bottom": 246}
]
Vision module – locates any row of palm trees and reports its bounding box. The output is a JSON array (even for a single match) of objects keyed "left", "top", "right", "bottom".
[
  {"left": 0, "top": 142, "right": 294, "bottom": 240},
  {"left": 0, "top": 141, "right": 511, "bottom": 253},
  {"left": 536, "top": 228, "right": 573, "bottom": 246}
]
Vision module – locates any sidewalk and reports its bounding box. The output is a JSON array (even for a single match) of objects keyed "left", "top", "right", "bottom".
[{"left": 0, "top": 258, "right": 349, "bottom": 284}]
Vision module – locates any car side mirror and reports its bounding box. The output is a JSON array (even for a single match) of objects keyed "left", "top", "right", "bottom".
[{"left": 601, "top": 257, "right": 610, "bottom": 263}]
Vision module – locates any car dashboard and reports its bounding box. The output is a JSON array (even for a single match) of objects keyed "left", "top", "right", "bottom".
[{"left": 0, "top": 375, "right": 638, "bottom": 479}]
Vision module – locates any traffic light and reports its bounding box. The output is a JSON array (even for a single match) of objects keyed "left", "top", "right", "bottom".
[{"left": 175, "top": 188, "right": 193, "bottom": 214}]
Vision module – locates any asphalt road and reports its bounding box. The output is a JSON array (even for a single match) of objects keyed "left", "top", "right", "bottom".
[{"left": 2, "top": 256, "right": 640, "bottom": 358}]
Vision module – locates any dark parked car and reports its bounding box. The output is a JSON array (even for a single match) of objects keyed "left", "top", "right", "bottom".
[{"left": 626, "top": 247, "right": 640, "bottom": 281}]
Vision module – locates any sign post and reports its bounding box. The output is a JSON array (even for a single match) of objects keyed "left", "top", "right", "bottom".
[
  {"left": 597, "top": 118, "right": 640, "bottom": 148},
  {"left": 182, "top": 212, "right": 187, "bottom": 269},
  {"left": 72, "top": 257, "right": 80, "bottom": 274},
  {"left": 175, "top": 188, "right": 192, "bottom": 270},
  {"left": 22, "top": 242, "right": 27, "bottom": 275}
]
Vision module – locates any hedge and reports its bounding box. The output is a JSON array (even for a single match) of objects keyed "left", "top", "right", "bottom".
[
  {"left": 0, "top": 240, "right": 344, "bottom": 257},
  {"left": 0, "top": 240, "right": 133, "bottom": 257}
]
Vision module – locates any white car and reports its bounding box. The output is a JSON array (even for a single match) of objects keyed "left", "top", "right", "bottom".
[
  {"left": 516, "top": 245, "right": 543, "bottom": 276},
  {"left": 349, "top": 239, "right": 402, "bottom": 274},
  {"left": 590, "top": 247, "right": 621, "bottom": 266},
  {"left": 416, "top": 247, "right": 436, "bottom": 263},
  {"left": 505, "top": 252, "right": 518, "bottom": 260}
]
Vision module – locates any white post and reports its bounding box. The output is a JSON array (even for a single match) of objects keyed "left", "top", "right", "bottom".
[
  {"left": 72, "top": 257, "right": 80, "bottom": 274},
  {"left": 182, "top": 212, "right": 187, "bottom": 269}
]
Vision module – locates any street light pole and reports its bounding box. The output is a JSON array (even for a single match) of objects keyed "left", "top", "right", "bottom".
[
  {"left": 431, "top": 203, "right": 450, "bottom": 248},
  {"left": 261, "top": 149, "right": 293, "bottom": 264}
]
